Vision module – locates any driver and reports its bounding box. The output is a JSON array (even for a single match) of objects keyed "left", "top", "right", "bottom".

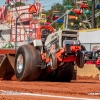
[{"left": 41, "top": 29, "right": 51, "bottom": 43}]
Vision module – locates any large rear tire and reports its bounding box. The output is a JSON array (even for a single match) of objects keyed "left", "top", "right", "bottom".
[
  {"left": 15, "top": 45, "right": 41, "bottom": 81},
  {"left": 55, "top": 62, "right": 74, "bottom": 82}
]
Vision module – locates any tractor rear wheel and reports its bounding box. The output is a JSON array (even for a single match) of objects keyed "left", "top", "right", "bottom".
[
  {"left": 15, "top": 45, "right": 41, "bottom": 81},
  {"left": 55, "top": 62, "right": 74, "bottom": 82}
]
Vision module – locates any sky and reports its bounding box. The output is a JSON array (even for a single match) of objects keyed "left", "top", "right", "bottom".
[{"left": 0, "top": 0, "right": 63, "bottom": 10}]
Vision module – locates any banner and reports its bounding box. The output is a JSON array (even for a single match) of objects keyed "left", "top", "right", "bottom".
[
  {"left": 5, "top": 0, "right": 11, "bottom": 4},
  {"left": 91, "top": 44, "right": 100, "bottom": 51}
]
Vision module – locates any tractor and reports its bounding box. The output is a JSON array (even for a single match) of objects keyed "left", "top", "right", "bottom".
[
  {"left": 84, "top": 50, "right": 100, "bottom": 70},
  {"left": 13, "top": 20, "right": 85, "bottom": 82},
  {"left": 0, "top": 5, "right": 85, "bottom": 82}
]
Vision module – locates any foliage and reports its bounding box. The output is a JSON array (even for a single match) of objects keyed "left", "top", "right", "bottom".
[
  {"left": 45, "top": 1, "right": 66, "bottom": 30},
  {"left": 14, "top": 2, "right": 26, "bottom": 7},
  {"left": 45, "top": 0, "right": 100, "bottom": 30}
]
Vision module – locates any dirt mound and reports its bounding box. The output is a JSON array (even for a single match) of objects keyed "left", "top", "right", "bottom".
[{"left": 11, "top": 75, "right": 17, "bottom": 81}]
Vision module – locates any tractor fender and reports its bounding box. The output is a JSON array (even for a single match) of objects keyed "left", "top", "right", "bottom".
[{"left": 32, "top": 39, "right": 43, "bottom": 54}]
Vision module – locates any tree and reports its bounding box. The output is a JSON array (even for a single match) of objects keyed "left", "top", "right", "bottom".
[
  {"left": 52, "top": 3, "right": 66, "bottom": 14},
  {"left": 44, "top": 2, "right": 66, "bottom": 30},
  {"left": 14, "top": 2, "right": 26, "bottom": 7},
  {"left": 45, "top": 0, "right": 100, "bottom": 29}
]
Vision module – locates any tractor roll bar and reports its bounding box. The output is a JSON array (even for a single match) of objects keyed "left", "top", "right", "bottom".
[{"left": 15, "top": 12, "right": 33, "bottom": 52}]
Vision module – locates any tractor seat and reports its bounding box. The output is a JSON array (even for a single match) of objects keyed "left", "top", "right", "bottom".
[{"left": 41, "top": 29, "right": 51, "bottom": 43}]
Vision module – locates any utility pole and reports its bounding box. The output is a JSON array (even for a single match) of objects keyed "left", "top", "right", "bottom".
[{"left": 91, "top": 0, "right": 95, "bottom": 28}]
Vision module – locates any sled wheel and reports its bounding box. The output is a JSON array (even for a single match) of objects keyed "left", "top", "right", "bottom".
[
  {"left": 49, "top": 53, "right": 57, "bottom": 70},
  {"left": 76, "top": 50, "right": 84, "bottom": 68},
  {"left": 55, "top": 62, "right": 74, "bottom": 82},
  {"left": 15, "top": 45, "right": 41, "bottom": 81}
]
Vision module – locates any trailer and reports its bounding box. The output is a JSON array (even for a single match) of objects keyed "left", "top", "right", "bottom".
[{"left": 83, "top": 50, "right": 100, "bottom": 70}]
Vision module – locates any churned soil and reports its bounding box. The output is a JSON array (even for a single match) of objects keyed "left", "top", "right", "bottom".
[
  {"left": 77, "top": 75, "right": 99, "bottom": 80},
  {"left": 0, "top": 77, "right": 100, "bottom": 100}
]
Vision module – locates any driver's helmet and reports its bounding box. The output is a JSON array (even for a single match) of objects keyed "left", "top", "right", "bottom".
[{"left": 41, "top": 29, "right": 51, "bottom": 38}]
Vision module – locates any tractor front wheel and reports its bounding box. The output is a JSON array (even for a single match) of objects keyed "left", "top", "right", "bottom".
[
  {"left": 55, "top": 62, "right": 74, "bottom": 82},
  {"left": 76, "top": 50, "right": 84, "bottom": 68}
]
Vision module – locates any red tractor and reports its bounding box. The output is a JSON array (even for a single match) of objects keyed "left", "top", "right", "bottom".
[{"left": 14, "top": 21, "right": 85, "bottom": 82}]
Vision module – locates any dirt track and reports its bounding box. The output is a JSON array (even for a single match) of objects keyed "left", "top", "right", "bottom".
[{"left": 0, "top": 76, "right": 100, "bottom": 100}]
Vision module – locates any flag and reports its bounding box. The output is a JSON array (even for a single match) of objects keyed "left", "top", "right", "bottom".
[
  {"left": 5, "top": 0, "right": 11, "bottom": 4},
  {"left": 35, "top": 1, "right": 41, "bottom": 14}
]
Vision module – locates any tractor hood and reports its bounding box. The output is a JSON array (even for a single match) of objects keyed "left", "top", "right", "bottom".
[{"left": 45, "top": 29, "right": 79, "bottom": 48}]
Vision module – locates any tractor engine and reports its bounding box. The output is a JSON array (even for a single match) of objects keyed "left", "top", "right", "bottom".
[{"left": 44, "top": 30, "right": 84, "bottom": 71}]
